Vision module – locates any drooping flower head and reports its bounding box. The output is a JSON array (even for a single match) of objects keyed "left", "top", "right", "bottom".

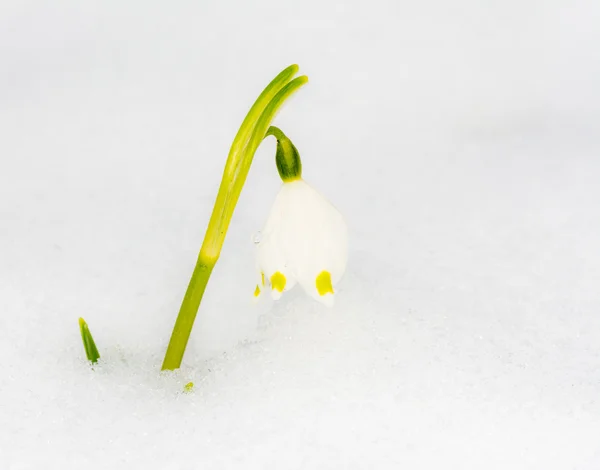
[{"left": 254, "top": 127, "right": 348, "bottom": 306}]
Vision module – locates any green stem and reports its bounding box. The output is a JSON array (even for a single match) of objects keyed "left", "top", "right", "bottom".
[
  {"left": 161, "top": 257, "right": 214, "bottom": 371},
  {"left": 161, "top": 66, "right": 307, "bottom": 371}
]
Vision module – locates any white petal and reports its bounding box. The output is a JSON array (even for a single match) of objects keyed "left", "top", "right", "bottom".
[
  {"left": 281, "top": 181, "right": 347, "bottom": 275},
  {"left": 259, "top": 180, "right": 348, "bottom": 304},
  {"left": 255, "top": 188, "right": 300, "bottom": 300},
  {"left": 255, "top": 179, "right": 348, "bottom": 305},
  {"left": 318, "top": 292, "right": 335, "bottom": 307}
]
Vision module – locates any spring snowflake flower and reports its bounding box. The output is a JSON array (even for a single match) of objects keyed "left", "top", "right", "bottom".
[
  {"left": 161, "top": 65, "right": 310, "bottom": 370},
  {"left": 254, "top": 128, "right": 348, "bottom": 306}
]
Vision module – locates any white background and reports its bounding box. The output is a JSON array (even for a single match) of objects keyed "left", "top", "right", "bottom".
[{"left": 1, "top": 1, "right": 599, "bottom": 469}]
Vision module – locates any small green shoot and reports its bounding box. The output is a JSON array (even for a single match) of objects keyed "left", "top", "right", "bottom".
[{"left": 79, "top": 317, "right": 100, "bottom": 364}]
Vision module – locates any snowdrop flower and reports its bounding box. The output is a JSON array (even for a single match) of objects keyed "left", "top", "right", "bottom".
[{"left": 254, "top": 127, "right": 348, "bottom": 306}]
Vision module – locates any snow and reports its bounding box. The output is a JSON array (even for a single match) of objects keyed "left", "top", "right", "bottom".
[{"left": 1, "top": 1, "right": 600, "bottom": 469}]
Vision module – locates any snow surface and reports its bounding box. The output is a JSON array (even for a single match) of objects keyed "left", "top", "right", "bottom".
[{"left": 1, "top": 1, "right": 600, "bottom": 469}]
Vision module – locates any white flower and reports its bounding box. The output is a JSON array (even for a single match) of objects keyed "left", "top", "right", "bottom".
[{"left": 254, "top": 178, "right": 348, "bottom": 306}]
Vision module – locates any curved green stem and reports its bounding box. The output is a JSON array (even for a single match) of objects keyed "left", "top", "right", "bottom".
[{"left": 161, "top": 66, "right": 308, "bottom": 371}]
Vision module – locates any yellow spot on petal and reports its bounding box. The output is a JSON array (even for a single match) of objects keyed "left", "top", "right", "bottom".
[
  {"left": 270, "top": 271, "right": 287, "bottom": 292},
  {"left": 184, "top": 382, "right": 194, "bottom": 393},
  {"left": 254, "top": 285, "right": 261, "bottom": 297},
  {"left": 316, "top": 271, "right": 334, "bottom": 296}
]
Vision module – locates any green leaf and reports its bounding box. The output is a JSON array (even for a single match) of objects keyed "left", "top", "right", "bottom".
[{"left": 79, "top": 317, "right": 100, "bottom": 364}]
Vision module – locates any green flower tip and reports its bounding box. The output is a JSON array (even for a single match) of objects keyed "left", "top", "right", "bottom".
[
  {"left": 266, "top": 126, "right": 302, "bottom": 182},
  {"left": 79, "top": 317, "right": 100, "bottom": 364},
  {"left": 184, "top": 382, "right": 194, "bottom": 393}
]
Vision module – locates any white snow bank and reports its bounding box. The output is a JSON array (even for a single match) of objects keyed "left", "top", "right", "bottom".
[{"left": 1, "top": 1, "right": 599, "bottom": 469}]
